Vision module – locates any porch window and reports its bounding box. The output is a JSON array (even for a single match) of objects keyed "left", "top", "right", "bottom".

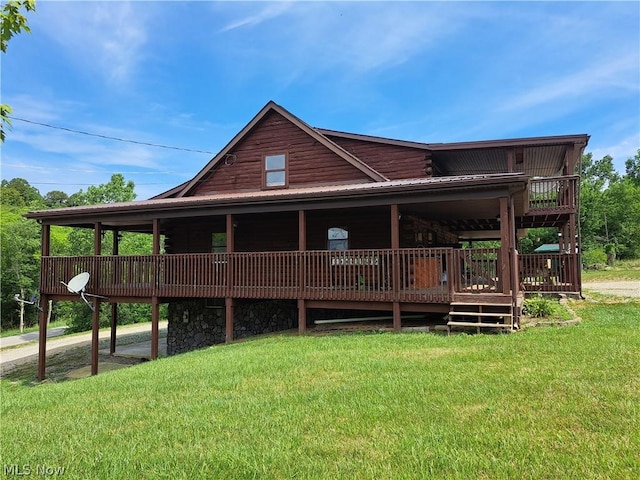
[
  {"left": 327, "top": 227, "right": 349, "bottom": 250},
  {"left": 264, "top": 153, "right": 287, "bottom": 188},
  {"left": 212, "top": 233, "right": 227, "bottom": 253}
]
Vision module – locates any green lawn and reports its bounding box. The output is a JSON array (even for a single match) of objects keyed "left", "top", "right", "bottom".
[
  {"left": 582, "top": 258, "right": 640, "bottom": 282},
  {"left": 1, "top": 302, "right": 638, "bottom": 479}
]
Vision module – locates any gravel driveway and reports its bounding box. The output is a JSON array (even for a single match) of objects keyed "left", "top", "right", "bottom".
[{"left": 582, "top": 280, "right": 640, "bottom": 297}]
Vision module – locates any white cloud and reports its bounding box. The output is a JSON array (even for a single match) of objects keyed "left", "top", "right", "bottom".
[
  {"left": 499, "top": 53, "right": 639, "bottom": 113},
  {"left": 33, "top": 1, "right": 149, "bottom": 86},
  {"left": 219, "top": 1, "right": 294, "bottom": 33},
  {"left": 214, "top": 2, "right": 477, "bottom": 81}
]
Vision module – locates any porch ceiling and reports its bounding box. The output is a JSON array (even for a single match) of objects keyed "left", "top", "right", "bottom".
[{"left": 433, "top": 144, "right": 568, "bottom": 177}]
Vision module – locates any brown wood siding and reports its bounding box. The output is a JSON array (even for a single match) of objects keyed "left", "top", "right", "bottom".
[
  {"left": 325, "top": 136, "right": 430, "bottom": 180},
  {"left": 192, "top": 111, "right": 372, "bottom": 195}
]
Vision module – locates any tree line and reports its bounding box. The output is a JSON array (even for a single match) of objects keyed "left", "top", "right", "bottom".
[
  {"left": 1, "top": 152, "right": 639, "bottom": 332},
  {"left": 1, "top": 174, "right": 155, "bottom": 332}
]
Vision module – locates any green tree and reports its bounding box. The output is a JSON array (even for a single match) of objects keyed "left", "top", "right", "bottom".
[
  {"left": 1, "top": 0, "right": 36, "bottom": 142},
  {"left": 579, "top": 151, "right": 640, "bottom": 264},
  {"left": 625, "top": 149, "right": 640, "bottom": 186},
  {"left": 0, "top": 208, "right": 41, "bottom": 331},
  {"left": 1, "top": 177, "right": 42, "bottom": 207},
  {"left": 43, "top": 190, "right": 69, "bottom": 208}
]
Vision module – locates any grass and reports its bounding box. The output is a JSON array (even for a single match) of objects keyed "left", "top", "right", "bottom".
[
  {"left": 0, "top": 320, "right": 67, "bottom": 338},
  {"left": 1, "top": 302, "right": 639, "bottom": 479},
  {"left": 582, "top": 258, "right": 640, "bottom": 282}
]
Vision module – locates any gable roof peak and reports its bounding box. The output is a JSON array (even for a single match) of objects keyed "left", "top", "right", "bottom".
[{"left": 177, "top": 102, "right": 387, "bottom": 197}]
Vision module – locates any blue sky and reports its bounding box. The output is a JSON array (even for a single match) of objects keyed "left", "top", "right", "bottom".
[{"left": 2, "top": 1, "right": 639, "bottom": 200}]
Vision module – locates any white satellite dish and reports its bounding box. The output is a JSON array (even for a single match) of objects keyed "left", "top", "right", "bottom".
[
  {"left": 61, "top": 272, "right": 107, "bottom": 311},
  {"left": 64, "top": 272, "right": 90, "bottom": 294}
]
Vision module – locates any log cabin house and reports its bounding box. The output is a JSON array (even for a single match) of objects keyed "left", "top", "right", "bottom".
[{"left": 27, "top": 101, "right": 589, "bottom": 380}]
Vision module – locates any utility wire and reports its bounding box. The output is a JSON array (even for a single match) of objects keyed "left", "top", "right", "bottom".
[{"left": 8, "top": 116, "right": 216, "bottom": 155}]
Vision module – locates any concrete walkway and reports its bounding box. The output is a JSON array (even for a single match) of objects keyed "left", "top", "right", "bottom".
[{"left": 0, "top": 321, "right": 168, "bottom": 372}]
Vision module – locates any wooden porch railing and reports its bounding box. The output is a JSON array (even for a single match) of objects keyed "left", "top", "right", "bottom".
[
  {"left": 452, "top": 248, "right": 501, "bottom": 293},
  {"left": 40, "top": 248, "right": 454, "bottom": 304},
  {"left": 519, "top": 253, "right": 579, "bottom": 292},
  {"left": 528, "top": 176, "right": 578, "bottom": 212}
]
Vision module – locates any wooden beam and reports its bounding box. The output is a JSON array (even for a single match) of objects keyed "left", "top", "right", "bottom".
[
  {"left": 152, "top": 219, "right": 160, "bottom": 255},
  {"left": 37, "top": 294, "right": 49, "bottom": 381},
  {"left": 111, "top": 229, "right": 119, "bottom": 355},
  {"left": 393, "top": 302, "right": 401, "bottom": 331},
  {"left": 225, "top": 214, "right": 235, "bottom": 342},
  {"left": 110, "top": 303, "right": 118, "bottom": 356},
  {"left": 94, "top": 222, "right": 102, "bottom": 256},
  {"left": 225, "top": 297, "right": 234, "bottom": 343},
  {"left": 91, "top": 298, "right": 101, "bottom": 376},
  {"left": 298, "top": 210, "right": 306, "bottom": 251},
  {"left": 390, "top": 204, "right": 400, "bottom": 250},
  {"left": 509, "top": 196, "right": 519, "bottom": 328},
  {"left": 151, "top": 296, "right": 159, "bottom": 360},
  {"left": 499, "top": 197, "right": 511, "bottom": 294},
  {"left": 298, "top": 298, "right": 306, "bottom": 334},
  {"left": 298, "top": 210, "right": 306, "bottom": 333},
  {"left": 38, "top": 224, "right": 51, "bottom": 381},
  {"left": 226, "top": 214, "right": 235, "bottom": 253},
  {"left": 36, "top": 224, "right": 53, "bottom": 381},
  {"left": 507, "top": 149, "right": 515, "bottom": 173}
]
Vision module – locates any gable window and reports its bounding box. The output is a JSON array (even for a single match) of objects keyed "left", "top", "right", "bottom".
[
  {"left": 327, "top": 227, "right": 349, "bottom": 250},
  {"left": 264, "top": 153, "right": 287, "bottom": 188}
]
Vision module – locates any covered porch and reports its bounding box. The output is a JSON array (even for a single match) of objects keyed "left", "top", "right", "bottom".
[{"left": 29, "top": 173, "right": 580, "bottom": 379}]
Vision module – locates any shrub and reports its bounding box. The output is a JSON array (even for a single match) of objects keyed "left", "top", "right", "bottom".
[
  {"left": 582, "top": 248, "right": 607, "bottom": 268},
  {"left": 523, "top": 295, "right": 554, "bottom": 318}
]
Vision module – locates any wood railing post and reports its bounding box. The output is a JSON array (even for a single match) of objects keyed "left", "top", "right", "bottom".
[
  {"left": 151, "top": 296, "right": 159, "bottom": 360},
  {"left": 391, "top": 205, "right": 401, "bottom": 331},
  {"left": 298, "top": 210, "right": 307, "bottom": 333},
  {"left": 499, "top": 197, "right": 511, "bottom": 295}
]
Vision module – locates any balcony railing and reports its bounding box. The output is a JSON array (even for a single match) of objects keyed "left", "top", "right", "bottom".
[
  {"left": 41, "top": 248, "right": 455, "bottom": 304},
  {"left": 519, "top": 253, "right": 579, "bottom": 292},
  {"left": 40, "top": 248, "right": 581, "bottom": 303},
  {"left": 528, "top": 176, "right": 578, "bottom": 213},
  {"left": 452, "top": 248, "right": 502, "bottom": 293}
]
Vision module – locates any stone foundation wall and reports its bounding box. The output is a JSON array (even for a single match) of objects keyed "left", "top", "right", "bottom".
[{"left": 167, "top": 299, "right": 297, "bottom": 355}]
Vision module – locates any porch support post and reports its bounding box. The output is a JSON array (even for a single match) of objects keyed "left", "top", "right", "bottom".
[
  {"left": 91, "top": 223, "right": 102, "bottom": 376},
  {"left": 569, "top": 213, "right": 578, "bottom": 290},
  {"left": 225, "top": 297, "right": 234, "bottom": 343},
  {"left": 391, "top": 204, "right": 401, "bottom": 331},
  {"left": 91, "top": 298, "right": 101, "bottom": 375},
  {"left": 37, "top": 295, "right": 50, "bottom": 381},
  {"left": 151, "top": 296, "right": 159, "bottom": 360},
  {"left": 110, "top": 229, "right": 119, "bottom": 355},
  {"left": 94, "top": 222, "right": 102, "bottom": 255},
  {"left": 152, "top": 219, "right": 160, "bottom": 255},
  {"left": 226, "top": 214, "right": 234, "bottom": 343},
  {"left": 37, "top": 225, "right": 51, "bottom": 381},
  {"left": 298, "top": 210, "right": 307, "bottom": 334},
  {"left": 499, "top": 197, "right": 511, "bottom": 295},
  {"left": 509, "top": 196, "right": 519, "bottom": 328}
]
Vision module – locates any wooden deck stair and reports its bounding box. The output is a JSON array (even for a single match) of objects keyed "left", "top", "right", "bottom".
[{"left": 447, "top": 302, "right": 514, "bottom": 333}]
